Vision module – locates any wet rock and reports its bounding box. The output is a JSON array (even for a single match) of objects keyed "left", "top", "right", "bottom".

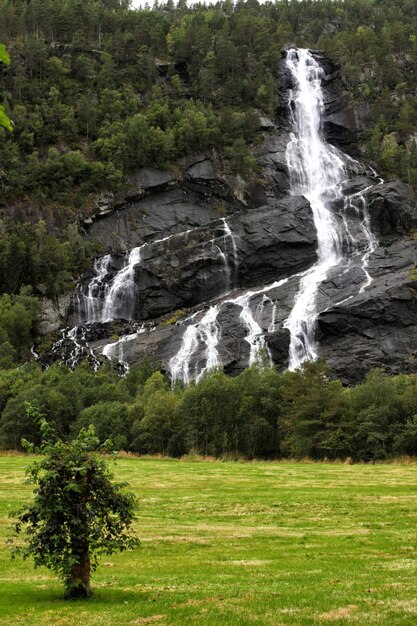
[
  {"left": 327, "top": 103, "right": 371, "bottom": 133},
  {"left": 317, "top": 238, "right": 417, "bottom": 382},
  {"left": 84, "top": 198, "right": 317, "bottom": 321},
  {"left": 234, "top": 197, "right": 317, "bottom": 286},
  {"left": 38, "top": 295, "right": 72, "bottom": 336},
  {"left": 266, "top": 328, "right": 291, "bottom": 370},
  {"left": 87, "top": 188, "right": 222, "bottom": 252},
  {"left": 257, "top": 133, "right": 291, "bottom": 198},
  {"left": 365, "top": 180, "right": 417, "bottom": 236}
]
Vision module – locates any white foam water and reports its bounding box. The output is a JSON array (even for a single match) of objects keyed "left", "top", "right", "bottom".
[
  {"left": 169, "top": 305, "right": 221, "bottom": 385},
  {"left": 102, "top": 325, "right": 146, "bottom": 373},
  {"left": 283, "top": 48, "right": 378, "bottom": 370}
]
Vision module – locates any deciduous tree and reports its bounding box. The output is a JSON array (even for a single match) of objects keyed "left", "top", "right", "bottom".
[{"left": 10, "top": 406, "right": 138, "bottom": 598}]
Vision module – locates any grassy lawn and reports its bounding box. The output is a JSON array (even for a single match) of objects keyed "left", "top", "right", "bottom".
[{"left": 1, "top": 455, "right": 417, "bottom": 625}]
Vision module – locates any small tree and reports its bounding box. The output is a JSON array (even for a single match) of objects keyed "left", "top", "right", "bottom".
[
  {"left": 0, "top": 44, "right": 13, "bottom": 131},
  {"left": 10, "top": 404, "right": 138, "bottom": 598}
]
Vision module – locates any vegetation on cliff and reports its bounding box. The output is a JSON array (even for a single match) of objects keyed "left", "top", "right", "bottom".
[{"left": 1, "top": 0, "right": 417, "bottom": 218}]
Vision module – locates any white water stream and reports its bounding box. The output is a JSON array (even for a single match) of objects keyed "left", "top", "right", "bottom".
[{"left": 283, "top": 48, "right": 377, "bottom": 370}]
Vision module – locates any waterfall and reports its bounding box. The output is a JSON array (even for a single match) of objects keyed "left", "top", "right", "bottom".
[
  {"left": 78, "top": 228, "right": 195, "bottom": 324},
  {"left": 283, "top": 48, "right": 346, "bottom": 369},
  {"left": 52, "top": 326, "right": 101, "bottom": 371},
  {"left": 208, "top": 218, "right": 239, "bottom": 294},
  {"left": 169, "top": 305, "right": 221, "bottom": 385},
  {"left": 102, "top": 326, "right": 146, "bottom": 374},
  {"left": 83, "top": 255, "right": 112, "bottom": 323},
  {"left": 77, "top": 248, "right": 142, "bottom": 324},
  {"left": 102, "top": 246, "right": 143, "bottom": 322},
  {"left": 235, "top": 293, "right": 272, "bottom": 367},
  {"left": 62, "top": 48, "right": 380, "bottom": 381},
  {"left": 283, "top": 48, "right": 377, "bottom": 371},
  {"left": 343, "top": 189, "right": 378, "bottom": 293},
  {"left": 221, "top": 218, "right": 239, "bottom": 288},
  {"left": 169, "top": 220, "right": 239, "bottom": 383}
]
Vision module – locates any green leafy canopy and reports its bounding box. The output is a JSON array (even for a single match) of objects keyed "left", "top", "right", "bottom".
[
  {"left": 9, "top": 403, "right": 138, "bottom": 597},
  {"left": 0, "top": 43, "right": 12, "bottom": 131}
]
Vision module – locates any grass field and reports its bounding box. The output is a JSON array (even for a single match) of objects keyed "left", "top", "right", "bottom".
[{"left": 1, "top": 456, "right": 417, "bottom": 625}]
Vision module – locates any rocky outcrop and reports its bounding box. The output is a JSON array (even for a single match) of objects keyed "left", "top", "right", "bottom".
[
  {"left": 366, "top": 180, "right": 417, "bottom": 237},
  {"left": 85, "top": 153, "right": 270, "bottom": 253},
  {"left": 316, "top": 238, "right": 417, "bottom": 382},
  {"left": 87, "top": 188, "right": 222, "bottom": 253},
  {"left": 71, "top": 196, "right": 317, "bottom": 324},
  {"left": 134, "top": 196, "right": 316, "bottom": 319},
  {"left": 257, "top": 134, "right": 291, "bottom": 199},
  {"left": 39, "top": 295, "right": 72, "bottom": 336}
]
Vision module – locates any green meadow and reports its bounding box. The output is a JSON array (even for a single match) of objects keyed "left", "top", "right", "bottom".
[{"left": 1, "top": 455, "right": 417, "bottom": 625}]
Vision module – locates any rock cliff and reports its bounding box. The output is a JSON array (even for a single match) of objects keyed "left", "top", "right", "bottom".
[{"left": 45, "top": 50, "right": 417, "bottom": 384}]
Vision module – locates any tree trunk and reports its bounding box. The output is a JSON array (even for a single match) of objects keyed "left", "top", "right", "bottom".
[{"left": 66, "top": 547, "right": 91, "bottom": 598}]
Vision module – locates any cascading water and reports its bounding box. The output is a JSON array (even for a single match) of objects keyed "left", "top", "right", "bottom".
[
  {"left": 283, "top": 48, "right": 346, "bottom": 369},
  {"left": 83, "top": 255, "right": 112, "bottom": 323},
  {"left": 102, "top": 325, "right": 146, "bottom": 373},
  {"left": 343, "top": 188, "right": 378, "bottom": 293},
  {"left": 169, "top": 306, "right": 221, "bottom": 385},
  {"left": 52, "top": 326, "right": 101, "bottom": 371},
  {"left": 169, "top": 221, "right": 239, "bottom": 383},
  {"left": 283, "top": 48, "right": 378, "bottom": 370},
  {"left": 76, "top": 247, "right": 143, "bottom": 324},
  {"left": 221, "top": 218, "right": 239, "bottom": 290},
  {"left": 76, "top": 224, "right": 235, "bottom": 326},
  {"left": 102, "top": 246, "right": 142, "bottom": 322}
]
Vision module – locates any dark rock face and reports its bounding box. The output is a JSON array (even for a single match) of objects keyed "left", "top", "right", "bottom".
[
  {"left": 257, "top": 134, "right": 291, "bottom": 198},
  {"left": 316, "top": 239, "right": 417, "bottom": 383},
  {"left": 86, "top": 154, "right": 269, "bottom": 253},
  {"left": 72, "top": 196, "right": 317, "bottom": 323},
  {"left": 87, "top": 188, "right": 223, "bottom": 253},
  {"left": 45, "top": 50, "right": 417, "bottom": 385},
  {"left": 366, "top": 180, "right": 417, "bottom": 236}
]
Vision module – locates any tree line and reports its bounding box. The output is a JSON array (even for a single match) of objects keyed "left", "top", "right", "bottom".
[{"left": 1, "top": 359, "right": 416, "bottom": 462}]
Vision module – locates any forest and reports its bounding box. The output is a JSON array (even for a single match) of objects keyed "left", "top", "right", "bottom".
[
  {"left": 0, "top": 0, "right": 416, "bottom": 459},
  {"left": 1, "top": 359, "right": 417, "bottom": 462}
]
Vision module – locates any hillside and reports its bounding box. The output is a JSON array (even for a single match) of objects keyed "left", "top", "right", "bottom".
[
  {"left": 0, "top": 0, "right": 416, "bottom": 369},
  {"left": 0, "top": 1, "right": 416, "bottom": 457}
]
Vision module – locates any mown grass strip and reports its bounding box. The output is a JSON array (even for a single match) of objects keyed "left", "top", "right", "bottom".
[{"left": 1, "top": 456, "right": 417, "bottom": 625}]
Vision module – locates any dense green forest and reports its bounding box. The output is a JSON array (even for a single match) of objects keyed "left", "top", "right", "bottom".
[
  {"left": 1, "top": 0, "right": 417, "bottom": 214},
  {"left": 0, "top": 0, "right": 416, "bottom": 458},
  {"left": 1, "top": 360, "right": 416, "bottom": 461}
]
